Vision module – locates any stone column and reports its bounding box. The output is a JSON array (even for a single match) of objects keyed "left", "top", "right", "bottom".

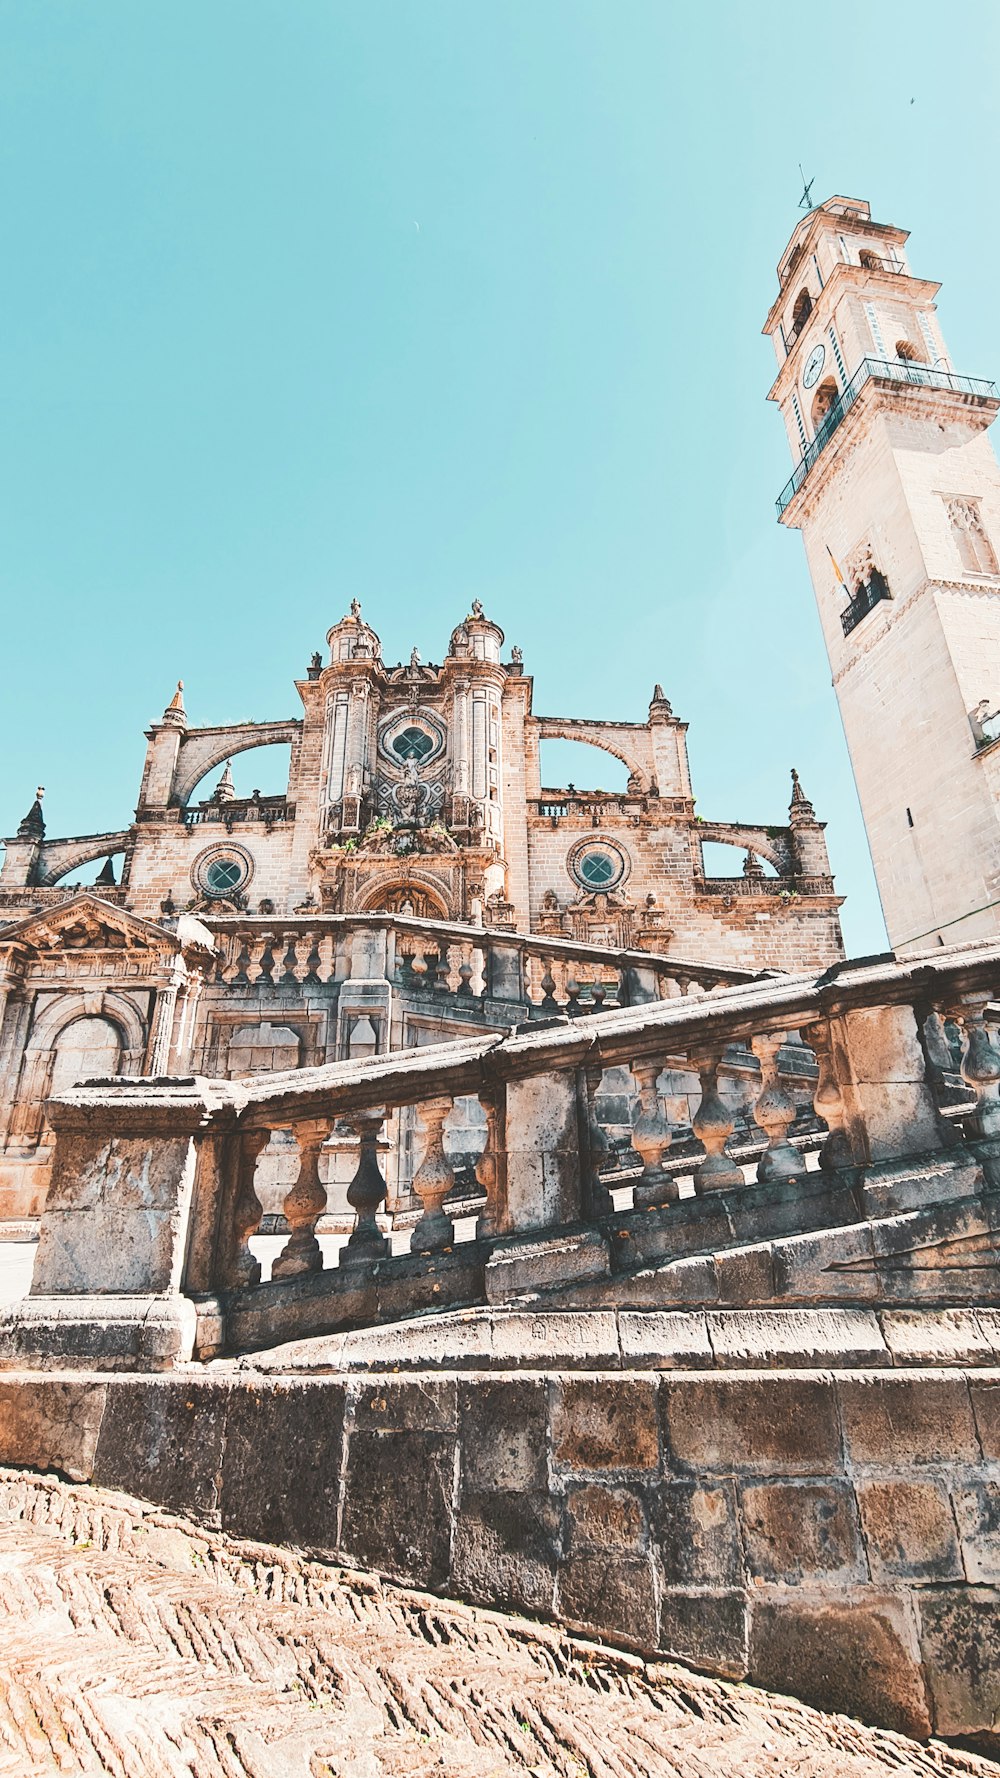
[
  {"left": 751, "top": 1034, "right": 805, "bottom": 1184},
  {"left": 411, "top": 1097, "right": 456, "bottom": 1254},
  {"left": 691, "top": 1048, "right": 744, "bottom": 1192}
]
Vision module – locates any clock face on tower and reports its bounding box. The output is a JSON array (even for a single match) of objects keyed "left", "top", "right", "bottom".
[{"left": 802, "top": 342, "right": 826, "bottom": 389}]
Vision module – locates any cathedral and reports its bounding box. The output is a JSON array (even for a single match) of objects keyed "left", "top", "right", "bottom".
[{"left": 0, "top": 595, "right": 842, "bottom": 1219}]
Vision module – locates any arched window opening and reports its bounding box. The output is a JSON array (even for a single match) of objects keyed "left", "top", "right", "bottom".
[
  {"left": 186, "top": 742, "right": 292, "bottom": 807},
  {"left": 859, "top": 248, "right": 881, "bottom": 270},
  {"left": 539, "top": 739, "right": 631, "bottom": 796},
  {"left": 810, "top": 379, "right": 841, "bottom": 431},
  {"left": 791, "top": 288, "right": 813, "bottom": 333},
  {"left": 948, "top": 499, "right": 999, "bottom": 576},
  {"left": 700, "top": 841, "right": 778, "bottom": 879},
  {"left": 46, "top": 851, "right": 125, "bottom": 890},
  {"left": 895, "top": 338, "right": 924, "bottom": 363},
  {"left": 48, "top": 1017, "right": 122, "bottom": 1095}
]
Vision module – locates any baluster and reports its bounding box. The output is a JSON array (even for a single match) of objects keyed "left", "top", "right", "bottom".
[
  {"left": 540, "top": 958, "right": 558, "bottom": 1011},
  {"left": 232, "top": 940, "right": 252, "bottom": 987},
  {"left": 255, "top": 935, "right": 276, "bottom": 986},
  {"left": 303, "top": 933, "right": 322, "bottom": 985},
  {"left": 341, "top": 1108, "right": 391, "bottom": 1262},
  {"left": 565, "top": 977, "right": 582, "bottom": 1017},
  {"left": 433, "top": 948, "right": 451, "bottom": 993},
  {"left": 958, "top": 997, "right": 1000, "bottom": 1140},
  {"left": 591, "top": 982, "right": 607, "bottom": 1013},
  {"left": 802, "top": 1019, "right": 857, "bottom": 1172},
  {"left": 631, "top": 1059, "right": 676, "bottom": 1207},
  {"left": 691, "top": 1048, "right": 744, "bottom": 1192},
  {"left": 457, "top": 957, "right": 474, "bottom": 996},
  {"left": 280, "top": 933, "right": 300, "bottom": 986},
  {"left": 751, "top": 1034, "right": 806, "bottom": 1184},
  {"left": 583, "top": 1063, "right": 613, "bottom": 1214},
  {"left": 272, "top": 1116, "right": 333, "bottom": 1278},
  {"left": 474, "top": 1092, "right": 502, "bottom": 1237},
  {"left": 420, "top": 948, "right": 438, "bottom": 988},
  {"left": 225, "top": 1127, "right": 270, "bottom": 1287},
  {"left": 411, "top": 1097, "right": 456, "bottom": 1253}
]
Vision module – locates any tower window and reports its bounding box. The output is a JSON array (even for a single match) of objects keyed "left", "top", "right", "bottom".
[
  {"left": 895, "top": 339, "right": 925, "bottom": 363},
  {"left": 859, "top": 248, "right": 881, "bottom": 270},
  {"left": 947, "top": 498, "right": 999, "bottom": 576},
  {"left": 791, "top": 288, "right": 813, "bottom": 335},
  {"left": 810, "top": 379, "right": 841, "bottom": 433}
]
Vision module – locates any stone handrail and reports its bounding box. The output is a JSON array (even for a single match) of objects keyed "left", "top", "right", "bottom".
[
  {"left": 204, "top": 909, "right": 763, "bottom": 1011},
  {"left": 18, "top": 934, "right": 1000, "bottom": 1369}
]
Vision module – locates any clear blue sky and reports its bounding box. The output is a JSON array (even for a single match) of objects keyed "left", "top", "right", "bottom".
[{"left": 1, "top": 0, "right": 998, "bottom": 956}]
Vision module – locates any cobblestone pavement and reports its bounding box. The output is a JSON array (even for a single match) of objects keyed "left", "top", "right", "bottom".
[{"left": 0, "top": 1471, "right": 996, "bottom": 1778}]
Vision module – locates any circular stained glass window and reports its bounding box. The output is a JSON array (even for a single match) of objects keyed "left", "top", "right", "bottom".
[
  {"left": 391, "top": 726, "right": 435, "bottom": 763},
  {"left": 569, "top": 841, "right": 628, "bottom": 893},
  {"left": 193, "top": 845, "right": 254, "bottom": 899},
  {"left": 205, "top": 857, "right": 245, "bottom": 895}
]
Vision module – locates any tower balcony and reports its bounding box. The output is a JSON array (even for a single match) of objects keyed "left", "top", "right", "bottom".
[{"left": 776, "top": 357, "right": 999, "bottom": 518}]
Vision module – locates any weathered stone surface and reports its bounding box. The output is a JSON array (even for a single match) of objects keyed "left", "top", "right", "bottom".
[
  {"left": 857, "top": 1477, "right": 963, "bottom": 1581},
  {"left": 661, "top": 1375, "right": 841, "bottom": 1474},
  {"left": 551, "top": 1377, "right": 659, "bottom": 1472},
  {"left": 0, "top": 1377, "right": 106, "bottom": 1481},
  {"left": 714, "top": 1243, "right": 775, "bottom": 1305},
  {"left": 880, "top": 1308, "right": 995, "bottom": 1367},
  {"left": 837, "top": 1376, "right": 980, "bottom": 1466},
  {"left": 969, "top": 1377, "right": 1000, "bottom": 1457},
  {"left": 708, "top": 1308, "right": 888, "bottom": 1368},
  {"left": 952, "top": 1479, "right": 1000, "bottom": 1582},
  {"left": 741, "top": 1480, "right": 863, "bottom": 1583},
  {"left": 771, "top": 1220, "right": 879, "bottom": 1302},
  {"left": 340, "top": 1429, "right": 456, "bottom": 1588},
  {"left": 219, "top": 1380, "right": 346, "bottom": 1547},
  {"left": 35, "top": 1131, "right": 198, "bottom": 1296},
  {"left": 489, "top": 1307, "right": 618, "bottom": 1368},
  {"left": 652, "top": 1480, "right": 742, "bottom": 1586},
  {"left": 918, "top": 1586, "right": 1000, "bottom": 1737},
  {"left": 558, "top": 1549, "right": 657, "bottom": 1647},
  {"left": 459, "top": 1376, "right": 548, "bottom": 1491},
  {"left": 617, "top": 1309, "right": 713, "bottom": 1367},
  {"left": 93, "top": 1378, "right": 230, "bottom": 1515},
  {"left": 565, "top": 1482, "right": 647, "bottom": 1552},
  {"left": 451, "top": 1488, "right": 560, "bottom": 1615},
  {"left": 750, "top": 1596, "right": 931, "bottom": 1738},
  {"left": 659, "top": 1588, "right": 748, "bottom": 1678},
  {"left": 349, "top": 1376, "right": 456, "bottom": 1432}
]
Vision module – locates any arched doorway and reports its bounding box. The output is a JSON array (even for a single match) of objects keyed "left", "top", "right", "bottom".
[
  {"left": 48, "top": 1016, "right": 122, "bottom": 1094},
  {"left": 364, "top": 885, "right": 450, "bottom": 920}
]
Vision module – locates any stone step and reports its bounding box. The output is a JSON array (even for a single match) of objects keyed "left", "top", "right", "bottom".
[{"left": 484, "top": 1226, "right": 611, "bottom": 1303}]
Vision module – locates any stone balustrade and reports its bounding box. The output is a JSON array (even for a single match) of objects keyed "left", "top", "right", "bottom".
[
  {"left": 207, "top": 910, "right": 757, "bottom": 1013},
  {"left": 8, "top": 936, "right": 1000, "bottom": 1370}
]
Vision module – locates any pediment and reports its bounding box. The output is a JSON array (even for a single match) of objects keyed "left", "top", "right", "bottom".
[{"left": 0, "top": 893, "right": 179, "bottom": 958}]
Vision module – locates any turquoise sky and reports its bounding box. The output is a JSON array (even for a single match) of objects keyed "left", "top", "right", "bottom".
[{"left": 1, "top": 0, "right": 998, "bottom": 955}]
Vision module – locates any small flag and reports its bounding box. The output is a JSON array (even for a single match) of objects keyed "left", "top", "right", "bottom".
[{"left": 826, "top": 544, "right": 848, "bottom": 591}]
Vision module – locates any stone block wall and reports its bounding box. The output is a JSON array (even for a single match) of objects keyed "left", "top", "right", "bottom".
[{"left": 3, "top": 1365, "right": 1000, "bottom": 1748}]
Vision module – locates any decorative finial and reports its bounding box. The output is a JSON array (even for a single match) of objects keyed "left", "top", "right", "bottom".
[
  {"left": 470, "top": 598, "right": 484, "bottom": 619},
  {"left": 789, "top": 767, "right": 816, "bottom": 821},
  {"left": 797, "top": 164, "right": 815, "bottom": 211},
  {"left": 211, "top": 760, "right": 236, "bottom": 804},
  {"left": 16, "top": 786, "right": 45, "bottom": 840},
  {"left": 95, "top": 856, "right": 117, "bottom": 888},
  {"left": 350, "top": 598, "right": 362, "bottom": 619},
  {"left": 162, "top": 680, "right": 187, "bottom": 728}
]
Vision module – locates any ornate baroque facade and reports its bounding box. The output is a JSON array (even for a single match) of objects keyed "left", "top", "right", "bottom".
[{"left": 0, "top": 600, "right": 842, "bottom": 1218}]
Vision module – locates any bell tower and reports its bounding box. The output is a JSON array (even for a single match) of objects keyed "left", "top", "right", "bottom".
[{"left": 765, "top": 196, "right": 1000, "bottom": 952}]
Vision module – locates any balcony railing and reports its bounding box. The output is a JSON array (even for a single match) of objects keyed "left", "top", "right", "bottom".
[
  {"left": 841, "top": 574, "right": 892, "bottom": 638},
  {"left": 776, "top": 358, "right": 998, "bottom": 517},
  {"left": 182, "top": 798, "right": 295, "bottom": 828}
]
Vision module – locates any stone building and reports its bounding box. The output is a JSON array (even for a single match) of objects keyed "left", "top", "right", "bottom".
[
  {"left": 0, "top": 600, "right": 842, "bottom": 1219},
  {"left": 767, "top": 195, "right": 1000, "bottom": 953}
]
